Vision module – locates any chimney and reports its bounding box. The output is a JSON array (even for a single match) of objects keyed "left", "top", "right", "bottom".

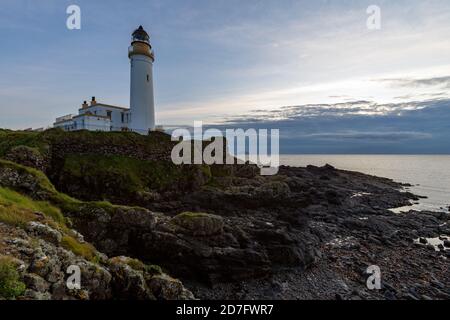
[
  {"left": 91, "top": 96, "right": 97, "bottom": 106},
  {"left": 82, "top": 101, "right": 88, "bottom": 109}
]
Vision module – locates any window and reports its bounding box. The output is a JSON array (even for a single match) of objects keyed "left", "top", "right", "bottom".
[
  {"left": 107, "top": 111, "right": 112, "bottom": 119},
  {"left": 147, "top": 74, "right": 149, "bottom": 82},
  {"left": 121, "top": 113, "right": 124, "bottom": 123}
]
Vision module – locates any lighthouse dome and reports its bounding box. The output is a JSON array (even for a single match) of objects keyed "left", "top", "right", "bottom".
[{"left": 132, "top": 25, "right": 150, "bottom": 44}]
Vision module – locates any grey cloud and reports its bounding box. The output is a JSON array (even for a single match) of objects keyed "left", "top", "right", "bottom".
[
  {"left": 224, "top": 100, "right": 427, "bottom": 123},
  {"left": 214, "top": 98, "right": 450, "bottom": 154},
  {"left": 297, "top": 131, "right": 432, "bottom": 141},
  {"left": 379, "top": 76, "right": 450, "bottom": 89}
]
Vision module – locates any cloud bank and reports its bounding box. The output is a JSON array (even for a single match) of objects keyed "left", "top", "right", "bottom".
[{"left": 214, "top": 98, "right": 450, "bottom": 154}]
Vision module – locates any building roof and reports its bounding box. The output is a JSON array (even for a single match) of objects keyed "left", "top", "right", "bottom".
[
  {"left": 79, "top": 103, "right": 130, "bottom": 112},
  {"left": 53, "top": 119, "right": 74, "bottom": 125},
  {"left": 73, "top": 113, "right": 111, "bottom": 120}
]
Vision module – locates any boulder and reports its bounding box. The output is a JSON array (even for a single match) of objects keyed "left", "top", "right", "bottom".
[
  {"left": 107, "top": 256, "right": 194, "bottom": 300},
  {"left": 147, "top": 273, "right": 195, "bottom": 300},
  {"left": 22, "top": 273, "right": 50, "bottom": 293},
  {"left": 171, "top": 212, "right": 224, "bottom": 237},
  {"left": 108, "top": 256, "right": 154, "bottom": 300},
  {"left": 27, "top": 222, "right": 62, "bottom": 245}
]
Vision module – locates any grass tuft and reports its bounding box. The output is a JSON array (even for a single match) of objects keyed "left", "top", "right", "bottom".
[
  {"left": 0, "top": 256, "right": 26, "bottom": 299},
  {"left": 61, "top": 235, "right": 97, "bottom": 262},
  {"left": 0, "top": 187, "right": 65, "bottom": 225}
]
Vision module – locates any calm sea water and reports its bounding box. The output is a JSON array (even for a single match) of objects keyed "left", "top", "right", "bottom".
[{"left": 279, "top": 155, "right": 450, "bottom": 212}]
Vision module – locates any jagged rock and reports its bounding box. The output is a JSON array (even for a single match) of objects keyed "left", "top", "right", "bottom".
[
  {"left": 68, "top": 204, "right": 157, "bottom": 255},
  {"left": 27, "top": 222, "right": 62, "bottom": 245},
  {"left": 254, "top": 181, "right": 291, "bottom": 199},
  {"left": 4, "top": 145, "right": 47, "bottom": 172},
  {"left": 23, "top": 289, "right": 52, "bottom": 300},
  {"left": 74, "top": 260, "right": 112, "bottom": 300},
  {"left": 70, "top": 229, "right": 85, "bottom": 243},
  {"left": 0, "top": 165, "right": 53, "bottom": 200},
  {"left": 68, "top": 204, "right": 274, "bottom": 282},
  {"left": 0, "top": 218, "right": 192, "bottom": 300},
  {"left": 106, "top": 256, "right": 194, "bottom": 300},
  {"left": 108, "top": 257, "right": 154, "bottom": 300},
  {"left": 147, "top": 273, "right": 195, "bottom": 300},
  {"left": 22, "top": 273, "right": 50, "bottom": 293}
]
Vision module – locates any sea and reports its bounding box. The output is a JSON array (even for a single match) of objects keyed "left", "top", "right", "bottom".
[{"left": 279, "top": 155, "right": 450, "bottom": 213}]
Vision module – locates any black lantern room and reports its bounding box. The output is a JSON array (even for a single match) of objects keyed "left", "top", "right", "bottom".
[{"left": 131, "top": 25, "right": 150, "bottom": 45}]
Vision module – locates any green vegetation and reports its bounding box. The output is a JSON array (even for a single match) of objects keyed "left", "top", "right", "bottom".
[
  {"left": 171, "top": 211, "right": 224, "bottom": 236},
  {"left": 0, "top": 159, "right": 56, "bottom": 195},
  {"left": 0, "top": 201, "right": 36, "bottom": 228},
  {"left": 124, "top": 258, "right": 145, "bottom": 271},
  {"left": 144, "top": 264, "right": 163, "bottom": 275},
  {"left": 108, "top": 256, "right": 163, "bottom": 275},
  {"left": 59, "top": 154, "right": 191, "bottom": 200},
  {"left": 0, "top": 130, "right": 49, "bottom": 157},
  {"left": 0, "top": 156, "right": 144, "bottom": 220},
  {"left": 61, "top": 235, "right": 97, "bottom": 262},
  {"left": 0, "top": 256, "right": 26, "bottom": 299},
  {"left": 0, "top": 166, "right": 100, "bottom": 263},
  {"left": 173, "top": 212, "right": 211, "bottom": 219},
  {"left": 43, "top": 128, "right": 167, "bottom": 147},
  {"left": 0, "top": 128, "right": 174, "bottom": 159},
  {"left": 0, "top": 159, "right": 84, "bottom": 216},
  {"left": 0, "top": 129, "right": 218, "bottom": 204},
  {"left": 0, "top": 130, "right": 190, "bottom": 268},
  {"left": 0, "top": 188, "right": 64, "bottom": 225}
]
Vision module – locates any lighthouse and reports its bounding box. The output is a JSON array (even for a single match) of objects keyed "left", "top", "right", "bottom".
[
  {"left": 128, "top": 25, "right": 155, "bottom": 133},
  {"left": 53, "top": 25, "right": 158, "bottom": 133}
]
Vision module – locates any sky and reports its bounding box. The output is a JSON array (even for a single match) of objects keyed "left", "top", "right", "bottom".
[{"left": 0, "top": 0, "right": 449, "bottom": 153}]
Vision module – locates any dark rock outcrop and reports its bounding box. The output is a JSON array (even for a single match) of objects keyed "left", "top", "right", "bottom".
[{"left": 1, "top": 130, "right": 449, "bottom": 300}]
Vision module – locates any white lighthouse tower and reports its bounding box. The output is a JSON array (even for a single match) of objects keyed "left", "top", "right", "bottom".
[{"left": 128, "top": 25, "right": 155, "bottom": 133}]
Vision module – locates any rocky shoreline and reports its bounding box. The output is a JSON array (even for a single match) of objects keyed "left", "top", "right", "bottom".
[
  {"left": 0, "top": 129, "right": 448, "bottom": 300},
  {"left": 174, "top": 165, "right": 450, "bottom": 300}
]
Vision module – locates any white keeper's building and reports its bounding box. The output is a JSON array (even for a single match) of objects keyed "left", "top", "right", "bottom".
[{"left": 54, "top": 26, "right": 156, "bottom": 134}]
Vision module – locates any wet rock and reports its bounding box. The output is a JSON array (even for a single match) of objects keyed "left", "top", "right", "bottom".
[{"left": 325, "top": 189, "right": 341, "bottom": 205}]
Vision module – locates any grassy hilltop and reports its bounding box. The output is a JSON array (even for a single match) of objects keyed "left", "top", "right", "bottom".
[{"left": 0, "top": 129, "right": 213, "bottom": 206}]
